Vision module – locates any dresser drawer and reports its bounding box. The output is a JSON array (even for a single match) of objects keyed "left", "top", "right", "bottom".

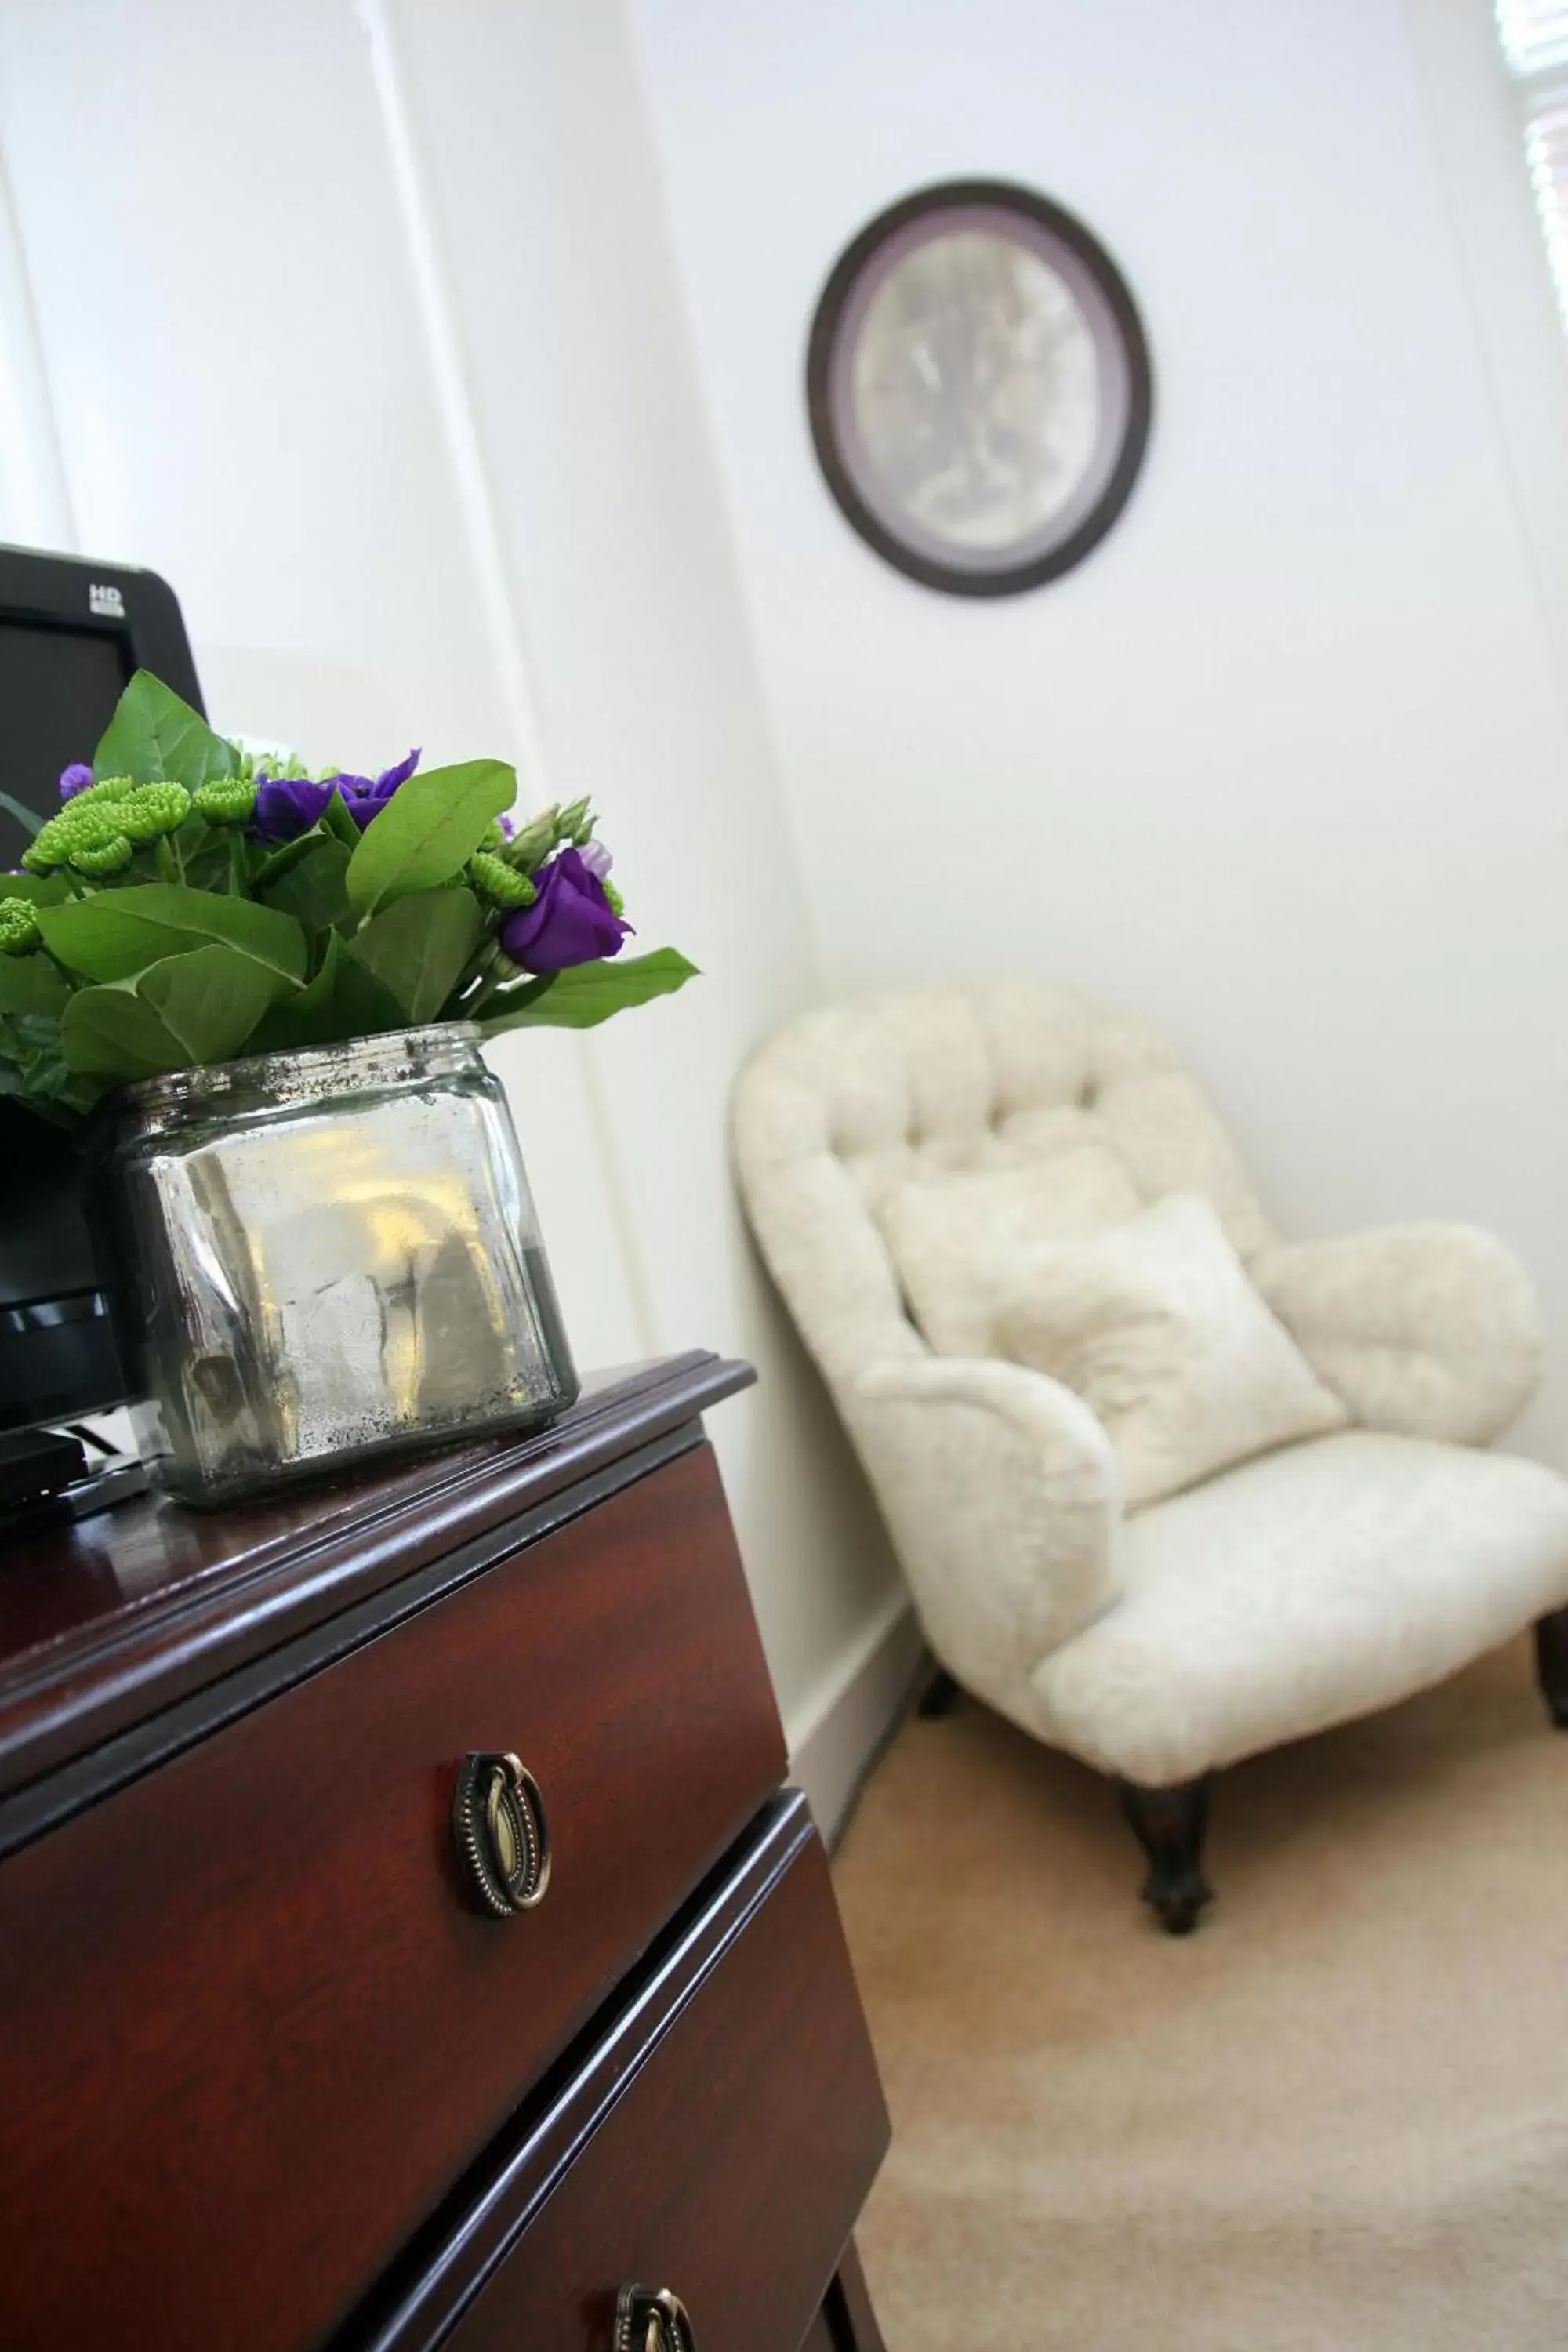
[
  {"left": 0, "top": 1440, "right": 784, "bottom": 2352},
  {"left": 372, "top": 1796, "right": 889, "bottom": 2352}
]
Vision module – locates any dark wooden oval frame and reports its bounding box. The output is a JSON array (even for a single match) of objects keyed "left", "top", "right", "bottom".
[{"left": 805, "top": 179, "right": 1153, "bottom": 597}]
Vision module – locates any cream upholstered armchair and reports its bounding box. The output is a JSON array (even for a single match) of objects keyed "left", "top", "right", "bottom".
[{"left": 732, "top": 982, "right": 1568, "bottom": 1932}]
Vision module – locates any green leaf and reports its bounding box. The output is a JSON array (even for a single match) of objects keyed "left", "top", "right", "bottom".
[
  {"left": 0, "top": 956, "right": 70, "bottom": 1018},
  {"left": 0, "top": 872, "right": 69, "bottom": 904},
  {"left": 257, "top": 834, "right": 352, "bottom": 932},
  {"left": 0, "top": 790, "right": 42, "bottom": 839},
  {"left": 330, "top": 953, "right": 410, "bottom": 1039},
  {"left": 249, "top": 830, "right": 323, "bottom": 892},
  {"left": 62, "top": 985, "right": 186, "bottom": 1080},
  {"left": 93, "top": 670, "right": 236, "bottom": 790},
  {"left": 479, "top": 948, "right": 699, "bottom": 1036},
  {"left": 347, "top": 885, "right": 484, "bottom": 1023},
  {"left": 136, "top": 943, "right": 284, "bottom": 1065},
  {"left": 245, "top": 931, "right": 408, "bottom": 1054},
  {"left": 38, "top": 884, "right": 307, "bottom": 985},
  {"left": 319, "top": 788, "right": 362, "bottom": 850},
  {"left": 175, "top": 822, "right": 236, "bottom": 895},
  {"left": 5, "top": 1008, "right": 63, "bottom": 1073},
  {"left": 345, "top": 759, "right": 514, "bottom": 920},
  {"left": 245, "top": 930, "right": 346, "bottom": 1053},
  {"left": 0, "top": 1007, "right": 95, "bottom": 1118},
  {"left": 297, "top": 930, "right": 345, "bottom": 1009}
]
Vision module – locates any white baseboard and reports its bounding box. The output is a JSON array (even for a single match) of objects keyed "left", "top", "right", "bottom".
[{"left": 785, "top": 1592, "right": 927, "bottom": 1848}]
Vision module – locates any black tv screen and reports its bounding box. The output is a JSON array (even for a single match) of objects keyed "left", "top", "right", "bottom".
[
  {"left": 0, "top": 619, "right": 132, "bottom": 866},
  {"left": 0, "top": 548, "right": 205, "bottom": 1432}
]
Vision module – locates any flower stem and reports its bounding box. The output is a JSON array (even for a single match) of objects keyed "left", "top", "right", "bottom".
[
  {"left": 466, "top": 970, "right": 507, "bottom": 1018},
  {"left": 449, "top": 931, "right": 500, "bottom": 1009}
]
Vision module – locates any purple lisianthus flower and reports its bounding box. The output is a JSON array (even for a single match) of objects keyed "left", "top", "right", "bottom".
[
  {"left": 251, "top": 747, "right": 421, "bottom": 843},
  {"left": 252, "top": 774, "right": 339, "bottom": 842},
  {"left": 336, "top": 747, "right": 421, "bottom": 831},
  {"left": 59, "top": 763, "right": 94, "bottom": 801},
  {"left": 577, "top": 837, "right": 612, "bottom": 880},
  {"left": 500, "top": 845, "right": 630, "bottom": 974}
]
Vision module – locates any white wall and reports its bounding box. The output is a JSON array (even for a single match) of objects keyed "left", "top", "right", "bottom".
[
  {"left": 632, "top": 0, "right": 1568, "bottom": 1465},
  {"left": 0, "top": 0, "right": 902, "bottom": 1740},
  {"left": 6, "top": 0, "right": 1566, "bottom": 1741}
]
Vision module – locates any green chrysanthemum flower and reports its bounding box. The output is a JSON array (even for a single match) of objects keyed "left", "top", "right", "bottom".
[
  {"left": 24, "top": 809, "right": 102, "bottom": 873},
  {"left": 69, "top": 834, "right": 134, "bottom": 877},
  {"left": 603, "top": 877, "right": 624, "bottom": 916},
  {"left": 24, "top": 779, "right": 190, "bottom": 874},
  {"left": 70, "top": 775, "right": 136, "bottom": 807},
  {"left": 470, "top": 851, "right": 539, "bottom": 909},
  {"left": 118, "top": 782, "right": 191, "bottom": 842},
  {"left": 192, "top": 775, "right": 258, "bottom": 826},
  {"left": 0, "top": 898, "right": 42, "bottom": 956}
]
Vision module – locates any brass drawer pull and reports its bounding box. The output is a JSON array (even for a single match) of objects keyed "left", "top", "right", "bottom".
[
  {"left": 613, "top": 2285, "right": 696, "bottom": 2352},
  {"left": 452, "top": 1751, "right": 551, "bottom": 1917}
]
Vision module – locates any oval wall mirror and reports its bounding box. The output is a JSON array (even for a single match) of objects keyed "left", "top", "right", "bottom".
[{"left": 807, "top": 180, "right": 1153, "bottom": 596}]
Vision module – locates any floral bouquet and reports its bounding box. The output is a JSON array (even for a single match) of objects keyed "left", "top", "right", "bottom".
[{"left": 0, "top": 671, "right": 695, "bottom": 1120}]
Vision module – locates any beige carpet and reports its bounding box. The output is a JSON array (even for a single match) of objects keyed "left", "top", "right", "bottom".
[{"left": 833, "top": 1636, "right": 1568, "bottom": 2350}]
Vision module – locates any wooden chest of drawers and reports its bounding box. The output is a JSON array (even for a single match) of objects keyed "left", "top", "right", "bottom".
[{"left": 0, "top": 1354, "right": 889, "bottom": 2352}]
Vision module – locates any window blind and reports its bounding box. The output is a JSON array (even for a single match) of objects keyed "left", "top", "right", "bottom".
[
  {"left": 1496, "top": 2, "right": 1568, "bottom": 328},
  {"left": 1497, "top": 0, "right": 1568, "bottom": 75},
  {"left": 1523, "top": 96, "right": 1568, "bottom": 325}
]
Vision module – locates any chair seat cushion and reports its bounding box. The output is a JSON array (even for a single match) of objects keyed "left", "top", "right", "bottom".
[{"left": 1031, "top": 1431, "right": 1568, "bottom": 1785}]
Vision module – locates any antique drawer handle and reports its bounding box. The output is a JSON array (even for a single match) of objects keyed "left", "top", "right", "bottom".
[
  {"left": 613, "top": 2285, "right": 696, "bottom": 2352},
  {"left": 452, "top": 1751, "right": 551, "bottom": 1916}
]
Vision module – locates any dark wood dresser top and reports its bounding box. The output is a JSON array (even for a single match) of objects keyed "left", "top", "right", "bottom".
[{"left": 0, "top": 1350, "right": 753, "bottom": 1840}]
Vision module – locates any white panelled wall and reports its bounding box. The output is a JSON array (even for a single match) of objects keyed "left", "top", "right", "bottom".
[
  {"left": 0, "top": 0, "right": 906, "bottom": 1795},
  {"left": 631, "top": 0, "right": 1568, "bottom": 1471}
]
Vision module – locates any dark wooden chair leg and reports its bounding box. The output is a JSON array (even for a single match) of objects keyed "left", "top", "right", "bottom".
[
  {"left": 1536, "top": 1608, "right": 1568, "bottom": 1728},
  {"left": 916, "top": 1667, "right": 960, "bottom": 1719},
  {"left": 1119, "top": 1777, "right": 1214, "bottom": 1935}
]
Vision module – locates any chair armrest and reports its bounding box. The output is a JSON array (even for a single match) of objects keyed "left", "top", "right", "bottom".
[
  {"left": 846, "top": 1356, "right": 1123, "bottom": 1702},
  {"left": 1250, "top": 1222, "right": 1542, "bottom": 1444}
]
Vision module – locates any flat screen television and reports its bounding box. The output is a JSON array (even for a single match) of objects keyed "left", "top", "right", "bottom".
[{"left": 0, "top": 544, "right": 205, "bottom": 1433}]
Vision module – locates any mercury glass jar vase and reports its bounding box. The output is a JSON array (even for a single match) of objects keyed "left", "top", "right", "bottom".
[{"left": 107, "top": 1023, "right": 579, "bottom": 1507}]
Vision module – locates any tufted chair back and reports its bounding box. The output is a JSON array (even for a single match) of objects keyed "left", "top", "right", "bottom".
[{"left": 732, "top": 981, "right": 1276, "bottom": 1389}]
